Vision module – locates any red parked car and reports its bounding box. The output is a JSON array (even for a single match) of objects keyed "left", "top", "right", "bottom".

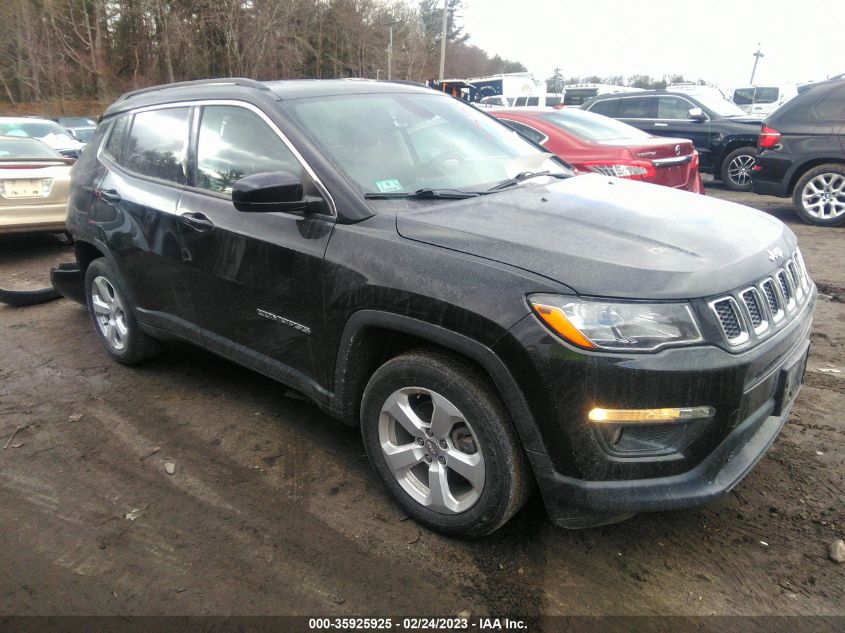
[{"left": 489, "top": 108, "right": 704, "bottom": 194}]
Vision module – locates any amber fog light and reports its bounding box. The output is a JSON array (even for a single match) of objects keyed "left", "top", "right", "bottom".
[{"left": 589, "top": 406, "right": 716, "bottom": 424}]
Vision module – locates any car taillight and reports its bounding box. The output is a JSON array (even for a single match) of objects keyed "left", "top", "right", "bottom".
[
  {"left": 578, "top": 160, "right": 656, "bottom": 180},
  {"left": 759, "top": 125, "right": 781, "bottom": 149}
]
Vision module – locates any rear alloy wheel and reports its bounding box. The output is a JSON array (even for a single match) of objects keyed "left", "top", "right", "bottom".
[
  {"left": 84, "top": 258, "right": 161, "bottom": 364},
  {"left": 721, "top": 147, "right": 756, "bottom": 191},
  {"left": 361, "top": 351, "right": 532, "bottom": 538},
  {"left": 792, "top": 164, "right": 845, "bottom": 227}
]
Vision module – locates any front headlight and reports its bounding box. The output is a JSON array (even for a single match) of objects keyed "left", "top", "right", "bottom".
[{"left": 529, "top": 294, "right": 703, "bottom": 352}]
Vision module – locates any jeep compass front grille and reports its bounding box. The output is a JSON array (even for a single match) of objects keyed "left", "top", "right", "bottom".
[
  {"left": 713, "top": 299, "right": 744, "bottom": 342},
  {"left": 707, "top": 250, "right": 812, "bottom": 349},
  {"left": 742, "top": 289, "right": 763, "bottom": 328}
]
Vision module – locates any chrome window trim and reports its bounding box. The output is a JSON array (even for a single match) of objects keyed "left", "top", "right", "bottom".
[
  {"left": 497, "top": 118, "right": 549, "bottom": 146},
  {"left": 98, "top": 99, "right": 336, "bottom": 216}
]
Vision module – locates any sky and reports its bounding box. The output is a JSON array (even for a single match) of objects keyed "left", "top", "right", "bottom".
[{"left": 458, "top": 0, "right": 844, "bottom": 90}]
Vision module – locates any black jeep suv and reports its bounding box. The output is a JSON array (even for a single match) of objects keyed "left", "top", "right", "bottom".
[
  {"left": 752, "top": 78, "right": 845, "bottom": 227},
  {"left": 583, "top": 90, "right": 762, "bottom": 191},
  {"left": 53, "top": 79, "right": 815, "bottom": 537}
]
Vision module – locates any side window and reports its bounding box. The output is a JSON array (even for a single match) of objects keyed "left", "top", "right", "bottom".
[
  {"left": 617, "top": 97, "right": 657, "bottom": 119},
  {"left": 813, "top": 85, "right": 845, "bottom": 122},
  {"left": 103, "top": 115, "right": 130, "bottom": 163},
  {"left": 588, "top": 99, "right": 619, "bottom": 117},
  {"left": 526, "top": 96, "right": 539, "bottom": 107},
  {"left": 501, "top": 120, "right": 546, "bottom": 145},
  {"left": 124, "top": 107, "right": 190, "bottom": 184},
  {"left": 514, "top": 97, "right": 528, "bottom": 107},
  {"left": 196, "top": 105, "right": 304, "bottom": 196},
  {"left": 545, "top": 96, "right": 562, "bottom": 107},
  {"left": 658, "top": 96, "right": 693, "bottom": 120}
]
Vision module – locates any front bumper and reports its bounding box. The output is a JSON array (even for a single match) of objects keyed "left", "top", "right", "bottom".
[
  {"left": 494, "top": 285, "right": 815, "bottom": 527},
  {"left": 531, "top": 335, "right": 808, "bottom": 527}
]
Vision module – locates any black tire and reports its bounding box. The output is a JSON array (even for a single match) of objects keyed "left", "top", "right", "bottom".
[
  {"left": 84, "top": 258, "right": 161, "bottom": 364},
  {"left": 720, "top": 147, "right": 756, "bottom": 192},
  {"left": 361, "top": 350, "right": 532, "bottom": 538},
  {"left": 791, "top": 163, "right": 845, "bottom": 227}
]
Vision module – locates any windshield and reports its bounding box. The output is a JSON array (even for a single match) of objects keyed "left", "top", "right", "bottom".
[
  {"left": 285, "top": 93, "right": 569, "bottom": 195},
  {"left": 0, "top": 120, "right": 75, "bottom": 141},
  {"left": 59, "top": 117, "right": 97, "bottom": 128},
  {"left": 693, "top": 93, "right": 747, "bottom": 117},
  {"left": 0, "top": 137, "right": 63, "bottom": 159},
  {"left": 539, "top": 108, "right": 650, "bottom": 141}
]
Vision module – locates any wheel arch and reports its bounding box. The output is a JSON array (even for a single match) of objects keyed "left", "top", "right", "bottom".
[
  {"left": 331, "top": 310, "right": 547, "bottom": 456},
  {"left": 787, "top": 158, "right": 845, "bottom": 195},
  {"left": 714, "top": 138, "right": 758, "bottom": 172}
]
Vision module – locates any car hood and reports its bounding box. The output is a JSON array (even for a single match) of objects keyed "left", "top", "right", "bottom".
[{"left": 395, "top": 174, "right": 795, "bottom": 299}]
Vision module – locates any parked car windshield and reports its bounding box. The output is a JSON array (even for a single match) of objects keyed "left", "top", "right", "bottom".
[
  {"left": 0, "top": 136, "right": 63, "bottom": 159},
  {"left": 693, "top": 93, "right": 747, "bottom": 117},
  {"left": 58, "top": 117, "right": 97, "bottom": 127},
  {"left": 286, "top": 92, "right": 569, "bottom": 195},
  {"left": 538, "top": 108, "right": 650, "bottom": 141},
  {"left": 0, "top": 120, "right": 76, "bottom": 143}
]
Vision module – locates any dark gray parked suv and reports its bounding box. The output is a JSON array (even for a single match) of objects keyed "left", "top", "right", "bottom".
[
  {"left": 752, "top": 78, "right": 845, "bottom": 227},
  {"left": 51, "top": 78, "right": 815, "bottom": 537}
]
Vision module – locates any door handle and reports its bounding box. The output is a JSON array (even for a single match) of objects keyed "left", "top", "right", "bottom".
[
  {"left": 654, "top": 123, "right": 668, "bottom": 127},
  {"left": 98, "top": 188, "right": 121, "bottom": 204},
  {"left": 180, "top": 212, "right": 215, "bottom": 231}
]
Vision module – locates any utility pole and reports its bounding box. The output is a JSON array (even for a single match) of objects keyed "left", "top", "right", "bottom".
[
  {"left": 750, "top": 44, "right": 764, "bottom": 84},
  {"left": 438, "top": 0, "right": 448, "bottom": 81},
  {"left": 380, "top": 18, "right": 400, "bottom": 81}
]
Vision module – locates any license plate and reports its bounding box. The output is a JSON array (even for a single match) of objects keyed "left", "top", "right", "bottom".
[
  {"left": 3, "top": 179, "right": 44, "bottom": 198},
  {"left": 774, "top": 348, "right": 809, "bottom": 416}
]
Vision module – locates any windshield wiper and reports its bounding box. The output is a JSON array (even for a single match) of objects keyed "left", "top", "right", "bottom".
[
  {"left": 485, "top": 171, "right": 568, "bottom": 192},
  {"left": 364, "top": 188, "right": 480, "bottom": 200}
]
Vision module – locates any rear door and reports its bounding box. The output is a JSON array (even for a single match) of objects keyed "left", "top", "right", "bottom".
[
  {"left": 177, "top": 103, "right": 335, "bottom": 387},
  {"left": 613, "top": 96, "right": 658, "bottom": 133},
  {"left": 94, "top": 106, "right": 197, "bottom": 330}
]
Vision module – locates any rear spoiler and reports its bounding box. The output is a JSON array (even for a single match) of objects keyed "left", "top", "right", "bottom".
[{"left": 0, "top": 158, "right": 76, "bottom": 167}]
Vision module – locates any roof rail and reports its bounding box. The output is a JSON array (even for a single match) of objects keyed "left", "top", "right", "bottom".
[{"left": 117, "top": 77, "right": 270, "bottom": 102}]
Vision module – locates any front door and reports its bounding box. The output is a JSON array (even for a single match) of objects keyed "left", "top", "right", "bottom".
[{"left": 178, "top": 104, "right": 334, "bottom": 392}]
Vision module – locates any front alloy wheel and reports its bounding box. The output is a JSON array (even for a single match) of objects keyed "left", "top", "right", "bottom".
[
  {"left": 379, "top": 387, "right": 485, "bottom": 514},
  {"left": 361, "top": 351, "right": 532, "bottom": 537}
]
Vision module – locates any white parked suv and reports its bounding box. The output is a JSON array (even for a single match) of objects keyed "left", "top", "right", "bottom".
[{"left": 732, "top": 85, "right": 798, "bottom": 118}]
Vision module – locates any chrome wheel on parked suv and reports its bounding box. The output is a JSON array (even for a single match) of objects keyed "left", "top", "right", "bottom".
[
  {"left": 361, "top": 351, "right": 532, "bottom": 538},
  {"left": 793, "top": 164, "right": 845, "bottom": 227},
  {"left": 721, "top": 147, "right": 756, "bottom": 191}
]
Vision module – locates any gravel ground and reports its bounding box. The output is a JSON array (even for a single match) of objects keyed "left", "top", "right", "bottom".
[{"left": 0, "top": 180, "right": 843, "bottom": 618}]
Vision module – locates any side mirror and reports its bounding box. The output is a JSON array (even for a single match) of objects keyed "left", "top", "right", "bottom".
[
  {"left": 232, "top": 171, "right": 323, "bottom": 214},
  {"left": 688, "top": 107, "right": 707, "bottom": 121}
]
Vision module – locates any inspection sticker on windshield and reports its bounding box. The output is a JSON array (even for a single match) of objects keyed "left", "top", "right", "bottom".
[{"left": 375, "top": 179, "right": 403, "bottom": 193}]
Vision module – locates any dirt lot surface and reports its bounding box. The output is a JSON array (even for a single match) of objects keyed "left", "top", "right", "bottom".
[{"left": 1, "top": 181, "right": 843, "bottom": 618}]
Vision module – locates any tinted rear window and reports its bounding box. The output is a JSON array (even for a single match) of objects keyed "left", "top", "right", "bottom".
[
  {"left": 0, "top": 137, "right": 62, "bottom": 159},
  {"left": 773, "top": 83, "right": 845, "bottom": 124},
  {"left": 123, "top": 107, "right": 190, "bottom": 183},
  {"left": 564, "top": 89, "right": 598, "bottom": 106},
  {"left": 616, "top": 97, "right": 657, "bottom": 118},
  {"left": 733, "top": 88, "right": 755, "bottom": 105},
  {"left": 587, "top": 99, "right": 619, "bottom": 117}
]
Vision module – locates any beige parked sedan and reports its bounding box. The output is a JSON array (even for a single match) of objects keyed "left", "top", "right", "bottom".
[{"left": 0, "top": 136, "right": 74, "bottom": 234}]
